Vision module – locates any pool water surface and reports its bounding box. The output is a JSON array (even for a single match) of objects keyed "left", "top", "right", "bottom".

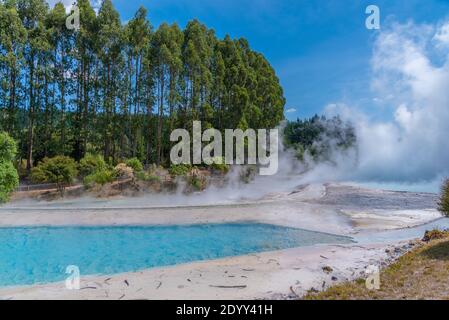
[{"left": 0, "top": 223, "right": 353, "bottom": 287}]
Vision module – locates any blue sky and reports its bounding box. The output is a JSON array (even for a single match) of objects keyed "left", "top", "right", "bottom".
[{"left": 52, "top": 0, "right": 449, "bottom": 120}]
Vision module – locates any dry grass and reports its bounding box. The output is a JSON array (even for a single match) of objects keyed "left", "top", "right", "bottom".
[{"left": 304, "top": 235, "right": 449, "bottom": 300}]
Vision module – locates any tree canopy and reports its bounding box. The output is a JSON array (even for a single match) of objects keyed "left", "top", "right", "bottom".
[
  {"left": 0, "top": 0, "right": 285, "bottom": 171},
  {"left": 284, "top": 115, "right": 356, "bottom": 162},
  {"left": 30, "top": 156, "right": 78, "bottom": 193}
]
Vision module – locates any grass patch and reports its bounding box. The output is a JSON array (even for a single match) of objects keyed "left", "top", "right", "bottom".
[{"left": 304, "top": 233, "right": 449, "bottom": 300}]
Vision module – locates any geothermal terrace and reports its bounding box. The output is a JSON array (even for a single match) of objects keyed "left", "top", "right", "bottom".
[{"left": 0, "top": 183, "right": 444, "bottom": 300}]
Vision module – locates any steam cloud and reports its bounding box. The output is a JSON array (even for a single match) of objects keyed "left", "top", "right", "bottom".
[{"left": 322, "top": 20, "right": 449, "bottom": 189}]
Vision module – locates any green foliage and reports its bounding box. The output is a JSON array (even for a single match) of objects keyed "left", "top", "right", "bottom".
[
  {"left": 125, "top": 158, "right": 143, "bottom": 172},
  {"left": 212, "top": 162, "right": 230, "bottom": 174},
  {"left": 135, "top": 171, "right": 161, "bottom": 183},
  {"left": 188, "top": 175, "right": 205, "bottom": 191},
  {"left": 284, "top": 115, "right": 357, "bottom": 162},
  {"left": 0, "top": 132, "right": 19, "bottom": 203},
  {"left": 30, "top": 156, "right": 78, "bottom": 193},
  {"left": 169, "top": 164, "right": 192, "bottom": 176},
  {"left": 206, "top": 157, "right": 229, "bottom": 174},
  {"left": 79, "top": 154, "right": 108, "bottom": 177},
  {"left": 0, "top": 161, "right": 19, "bottom": 203},
  {"left": 0, "top": 132, "right": 18, "bottom": 162},
  {"left": 83, "top": 169, "right": 117, "bottom": 187},
  {"left": 438, "top": 179, "right": 449, "bottom": 217}
]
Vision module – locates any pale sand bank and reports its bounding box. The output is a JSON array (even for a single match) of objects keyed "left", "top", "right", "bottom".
[{"left": 0, "top": 242, "right": 406, "bottom": 300}]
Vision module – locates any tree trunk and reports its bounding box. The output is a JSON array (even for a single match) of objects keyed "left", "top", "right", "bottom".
[
  {"left": 8, "top": 67, "right": 16, "bottom": 134},
  {"left": 60, "top": 48, "right": 66, "bottom": 154},
  {"left": 26, "top": 55, "right": 35, "bottom": 172},
  {"left": 157, "top": 71, "right": 164, "bottom": 165},
  {"left": 82, "top": 58, "right": 90, "bottom": 158},
  {"left": 43, "top": 71, "right": 50, "bottom": 158}
]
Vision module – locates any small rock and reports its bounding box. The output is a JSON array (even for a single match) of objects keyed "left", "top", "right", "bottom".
[{"left": 322, "top": 266, "right": 333, "bottom": 274}]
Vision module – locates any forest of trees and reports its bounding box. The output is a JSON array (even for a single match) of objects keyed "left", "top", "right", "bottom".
[
  {"left": 0, "top": 0, "right": 285, "bottom": 173},
  {"left": 283, "top": 115, "right": 357, "bottom": 162}
]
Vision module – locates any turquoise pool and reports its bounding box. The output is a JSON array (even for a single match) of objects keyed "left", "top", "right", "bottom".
[{"left": 0, "top": 223, "right": 353, "bottom": 287}]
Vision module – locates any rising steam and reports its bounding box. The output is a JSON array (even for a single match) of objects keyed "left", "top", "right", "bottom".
[{"left": 321, "top": 20, "right": 449, "bottom": 191}]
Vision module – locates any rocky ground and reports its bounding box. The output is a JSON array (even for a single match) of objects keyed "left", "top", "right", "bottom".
[{"left": 304, "top": 232, "right": 449, "bottom": 300}]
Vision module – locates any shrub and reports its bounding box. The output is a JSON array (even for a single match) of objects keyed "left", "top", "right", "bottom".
[
  {"left": 84, "top": 169, "right": 116, "bottom": 187},
  {"left": 125, "top": 158, "right": 143, "bottom": 172},
  {"left": 0, "top": 161, "right": 19, "bottom": 203},
  {"left": 422, "top": 229, "right": 449, "bottom": 242},
  {"left": 438, "top": 179, "right": 449, "bottom": 217},
  {"left": 169, "top": 164, "right": 192, "bottom": 176},
  {"left": 31, "top": 156, "right": 78, "bottom": 194},
  {"left": 135, "top": 171, "right": 161, "bottom": 183},
  {"left": 0, "top": 132, "right": 18, "bottom": 163},
  {"left": 79, "top": 154, "right": 107, "bottom": 177},
  {"left": 0, "top": 132, "right": 19, "bottom": 203},
  {"left": 188, "top": 175, "right": 205, "bottom": 191},
  {"left": 114, "top": 163, "right": 134, "bottom": 179},
  {"left": 208, "top": 157, "right": 230, "bottom": 174}
]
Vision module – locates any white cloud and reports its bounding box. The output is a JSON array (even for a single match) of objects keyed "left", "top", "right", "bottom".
[
  {"left": 285, "top": 108, "right": 297, "bottom": 114},
  {"left": 325, "top": 20, "right": 449, "bottom": 184},
  {"left": 434, "top": 22, "right": 449, "bottom": 47}
]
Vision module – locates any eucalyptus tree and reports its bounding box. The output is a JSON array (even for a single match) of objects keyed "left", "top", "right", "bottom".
[
  {"left": 97, "top": 0, "right": 123, "bottom": 161},
  {"left": 124, "top": 6, "right": 152, "bottom": 159},
  {"left": 182, "top": 20, "right": 214, "bottom": 124},
  {"left": 166, "top": 24, "right": 183, "bottom": 133},
  {"left": 209, "top": 50, "right": 225, "bottom": 130},
  {"left": 150, "top": 23, "right": 185, "bottom": 164},
  {"left": 16, "top": 0, "right": 50, "bottom": 171},
  {"left": 45, "top": 2, "right": 73, "bottom": 156},
  {"left": 215, "top": 35, "right": 246, "bottom": 130},
  {"left": 73, "top": 0, "right": 98, "bottom": 160},
  {"left": 0, "top": 1, "right": 26, "bottom": 135}
]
